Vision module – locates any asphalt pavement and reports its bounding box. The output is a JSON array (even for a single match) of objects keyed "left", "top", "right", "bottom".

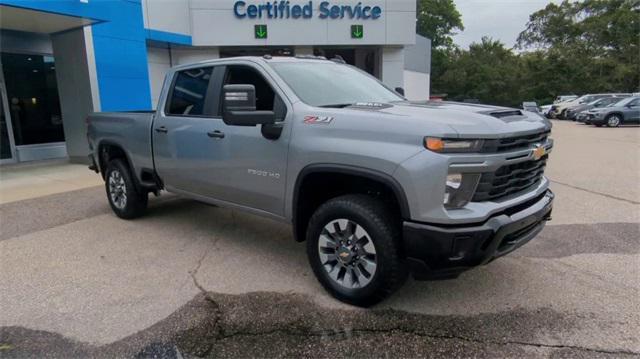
[{"left": 0, "top": 121, "right": 638, "bottom": 358}]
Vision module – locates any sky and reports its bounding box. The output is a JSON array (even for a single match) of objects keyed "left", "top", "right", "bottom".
[{"left": 451, "top": 0, "right": 560, "bottom": 49}]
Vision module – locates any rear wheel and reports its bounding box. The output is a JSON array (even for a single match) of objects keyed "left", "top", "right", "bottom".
[
  {"left": 105, "top": 159, "right": 148, "bottom": 219},
  {"left": 560, "top": 109, "right": 567, "bottom": 120},
  {"left": 306, "top": 195, "right": 408, "bottom": 307}
]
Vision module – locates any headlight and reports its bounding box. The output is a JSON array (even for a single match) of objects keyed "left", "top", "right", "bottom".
[
  {"left": 444, "top": 173, "right": 481, "bottom": 209},
  {"left": 425, "top": 138, "right": 484, "bottom": 153}
]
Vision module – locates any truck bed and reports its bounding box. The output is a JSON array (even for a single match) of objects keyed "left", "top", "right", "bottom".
[{"left": 87, "top": 111, "right": 156, "bottom": 182}]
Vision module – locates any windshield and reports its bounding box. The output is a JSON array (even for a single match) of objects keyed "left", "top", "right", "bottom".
[
  {"left": 611, "top": 97, "right": 637, "bottom": 107},
  {"left": 271, "top": 62, "right": 403, "bottom": 107},
  {"left": 577, "top": 95, "right": 596, "bottom": 104}
]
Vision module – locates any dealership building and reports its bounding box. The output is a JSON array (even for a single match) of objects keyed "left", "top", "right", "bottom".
[{"left": 0, "top": 0, "right": 430, "bottom": 164}]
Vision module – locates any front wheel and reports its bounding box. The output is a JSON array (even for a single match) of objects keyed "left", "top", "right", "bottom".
[
  {"left": 606, "top": 114, "right": 622, "bottom": 128},
  {"left": 306, "top": 195, "right": 408, "bottom": 307},
  {"left": 105, "top": 159, "right": 148, "bottom": 219}
]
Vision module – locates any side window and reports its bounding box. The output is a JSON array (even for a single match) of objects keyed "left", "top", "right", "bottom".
[
  {"left": 166, "top": 67, "right": 214, "bottom": 116},
  {"left": 629, "top": 99, "right": 640, "bottom": 107},
  {"left": 223, "top": 65, "right": 276, "bottom": 112}
]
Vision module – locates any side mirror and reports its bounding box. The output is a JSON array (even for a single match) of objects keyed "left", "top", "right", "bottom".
[
  {"left": 222, "top": 84, "right": 275, "bottom": 126},
  {"left": 395, "top": 87, "right": 405, "bottom": 96}
]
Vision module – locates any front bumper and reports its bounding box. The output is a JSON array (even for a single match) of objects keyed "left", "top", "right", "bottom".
[{"left": 403, "top": 190, "right": 554, "bottom": 280}]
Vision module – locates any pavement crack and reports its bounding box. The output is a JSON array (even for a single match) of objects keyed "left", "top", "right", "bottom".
[
  {"left": 549, "top": 179, "right": 640, "bottom": 205},
  {"left": 189, "top": 247, "right": 211, "bottom": 294}
]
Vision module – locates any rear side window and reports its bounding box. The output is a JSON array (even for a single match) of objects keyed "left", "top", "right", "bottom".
[{"left": 166, "top": 67, "right": 213, "bottom": 116}]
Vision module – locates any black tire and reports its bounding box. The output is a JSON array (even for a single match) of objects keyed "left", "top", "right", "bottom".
[
  {"left": 105, "top": 159, "right": 148, "bottom": 219},
  {"left": 306, "top": 194, "right": 408, "bottom": 307},
  {"left": 605, "top": 114, "right": 622, "bottom": 128},
  {"left": 560, "top": 109, "right": 567, "bottom": 120}
]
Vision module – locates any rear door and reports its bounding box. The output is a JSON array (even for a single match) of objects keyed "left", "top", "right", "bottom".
[{"left": 153, "top": 65, "right": 230, "bottom": 195}]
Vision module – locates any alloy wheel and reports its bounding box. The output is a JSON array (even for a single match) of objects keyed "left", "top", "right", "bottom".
[
  {"left": 108, "top": 170, "right": 127, "bottom": 209},
  {"left": 607, "top": 115, "right": 621, "bottom": 127},
  {"left": 318, "top": 219, "right": 377, "bottom": 289}
]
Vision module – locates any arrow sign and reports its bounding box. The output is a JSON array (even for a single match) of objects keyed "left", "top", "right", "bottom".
[
  {"left": 254, "top": 24, "right": 268, "bottom": 39},
  {"left": 351, "top": 25, "right": 363, "bottom": 39}
]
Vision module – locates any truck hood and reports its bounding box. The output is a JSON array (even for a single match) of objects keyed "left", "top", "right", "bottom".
[{"left": 342, "top": 101, "right": 550, "bottom": 138}]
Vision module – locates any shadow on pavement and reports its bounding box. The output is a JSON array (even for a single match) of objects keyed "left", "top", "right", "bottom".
[{"left": 2, "top": 291, "right": 636, "bottom": 358}]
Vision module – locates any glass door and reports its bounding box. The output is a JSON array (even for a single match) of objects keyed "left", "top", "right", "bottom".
[
  {"left": 1, "top": 53, "right": 64, "bottom": 147},
  {"left": 0, "top": 64, "right": 17, "bottom": 164}
]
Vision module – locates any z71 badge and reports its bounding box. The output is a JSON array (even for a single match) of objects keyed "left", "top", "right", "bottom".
[{"left": 304, "top": 116, "right": 334, "bottom": 125}]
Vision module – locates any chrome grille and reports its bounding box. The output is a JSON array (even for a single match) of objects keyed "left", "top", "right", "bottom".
[{"left": 473, "top": 156, "right": 548, "bottom": 202}]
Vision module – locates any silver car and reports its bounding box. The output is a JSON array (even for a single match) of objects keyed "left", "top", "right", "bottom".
[
  {"left": 585, "top": 96, "right": 640, "bottom": 127},
  {"left": 571, "top": 97, "right": 628, "bottom": 122}
]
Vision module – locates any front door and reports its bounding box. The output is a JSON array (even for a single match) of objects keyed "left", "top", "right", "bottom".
[
  {"left": 623, "top": 98, "right": 640, "bottom": 123},
  {"left": 208, "top": 64, "right": 290, "bottom": 216}
]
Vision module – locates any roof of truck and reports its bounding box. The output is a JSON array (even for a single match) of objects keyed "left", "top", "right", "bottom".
[{"left": 173, "top": 55, "right": 341, "bottom": 70}]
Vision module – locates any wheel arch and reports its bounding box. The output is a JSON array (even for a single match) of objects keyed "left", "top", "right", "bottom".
[
  {"left": 292, "top": 164, "right": 410, "bottom": 243},
  {"left": 97, "top": 140, "right": 135, "bottom": 178}
]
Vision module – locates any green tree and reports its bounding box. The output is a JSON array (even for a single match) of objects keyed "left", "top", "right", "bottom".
[
  {"left": 416, "top": 0, "right": 464, "bottom": 49},
  {"left": 416, "top": 0, "right": 465, "bottom": 96},
  {"left": 517, "top": 0, "right": 639, "bottom": 93},
  {"left": 435, "top": 38, "right": 523, "bottom": 106}
]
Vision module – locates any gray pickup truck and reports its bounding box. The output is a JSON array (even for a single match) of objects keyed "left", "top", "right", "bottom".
[{"left": 87, "top": 56, "right": 554, "bottom": 306}]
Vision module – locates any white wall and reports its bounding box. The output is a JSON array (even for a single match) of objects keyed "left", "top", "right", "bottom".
[
  {"left": 142, "top": 0, "right": 191, "bottom": 35},
  {"left": 146, "top": 47, "right": 171, "bottom": 108},
  {"left": 189, "top": 0, "right": 416, "bottom": 46},
  {"left": 381, "top": 47, "right": 405, "bottom": 90},
  {"left": 171, "top": 47, "right": 220, "bottom": 65},
  {"left": 403, "top": 70, "right": 430, "bottom": 101}
]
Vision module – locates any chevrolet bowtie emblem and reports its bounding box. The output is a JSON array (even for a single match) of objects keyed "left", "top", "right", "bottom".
[
  {"left": 532, "top": 144, "right": 546, "bottom": 161},
  {"left": 339, "top": 252, "right": 350, "bottom": 258}
]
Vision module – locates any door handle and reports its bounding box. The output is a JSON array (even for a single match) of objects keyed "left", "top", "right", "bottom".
[
  {"left": 207, "top": 130, "right": 225, "bottom": 139},
  {"left": 155, "top": 126, "right": 168, "bottom": 134}
]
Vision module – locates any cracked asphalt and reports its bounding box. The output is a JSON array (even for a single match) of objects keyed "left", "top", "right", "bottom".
[{"left": 0, "top": 121, "right": 639, "bottom": 358}]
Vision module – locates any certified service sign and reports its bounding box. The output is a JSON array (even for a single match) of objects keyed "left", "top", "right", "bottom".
[{"left": 234, "top": 1, "right": 383, "bottom": 20}]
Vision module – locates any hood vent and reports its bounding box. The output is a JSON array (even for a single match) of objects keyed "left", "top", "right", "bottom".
[
  {"left": 489, "top": 110, "right": 523, "bottom": 118},
  {"left": 349, "top": 102, "right": 393, "bottom": 110}
]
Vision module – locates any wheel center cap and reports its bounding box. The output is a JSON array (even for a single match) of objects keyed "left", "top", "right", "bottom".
[{"left": 337, "top": 247, "right": 353, "bottom": 264}]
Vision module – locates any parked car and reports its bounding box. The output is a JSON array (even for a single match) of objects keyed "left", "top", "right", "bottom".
[
  {"left": 585, "top": 96, "right": 640, "bottom": 127},
  {"left": 569, "top": 96, "right": 628, "bottom": 121},
  {"left": 540, "top": 104, "right": 553, "bottom": 118},
  {"left": 554, "top": 95, "right": 578, "bottom": 104},
  {"left": 522, "top": 101, "right": 541, "bottom": 113},
  {"left": 550, "top": 93, "right": 631, "bottom": 119},
  {"left": 87, "top": 56, "right": 554, "bottom": 306}
]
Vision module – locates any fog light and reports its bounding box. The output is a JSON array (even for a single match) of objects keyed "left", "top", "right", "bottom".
[
  {"left": 444, "top": 173, "right": 481, "bottom": 209},
  {"left": 446, "top": 174, "right": 462, "bottom": 189}
]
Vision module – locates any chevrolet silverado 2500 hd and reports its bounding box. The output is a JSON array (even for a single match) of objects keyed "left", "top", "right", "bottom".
[{"left": 87, "top": 56, "right": 554, "bottom": 306}]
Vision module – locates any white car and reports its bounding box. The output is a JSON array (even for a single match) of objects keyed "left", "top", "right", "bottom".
[{"left": 554, "top": 95, "right": 578, "bottom": 104}]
